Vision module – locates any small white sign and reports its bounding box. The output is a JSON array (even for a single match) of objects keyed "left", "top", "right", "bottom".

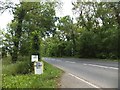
[
  {"left": 34, "top": 61, "right": 43, "bottom": 74},
  {"left": 31, "top": 55, "right": 38, "bottom": 62}
]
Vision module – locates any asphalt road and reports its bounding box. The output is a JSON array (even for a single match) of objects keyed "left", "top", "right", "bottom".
[{"left": 43, "top": 57, "right": 118, "bottom": 88}]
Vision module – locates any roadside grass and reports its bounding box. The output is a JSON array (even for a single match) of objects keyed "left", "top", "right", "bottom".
[
  {"left": 2, "top": 56, "right": 32, "bottom": 75},
  {"left": 2, "top": 56, "right": 63, "bottom": 88}
]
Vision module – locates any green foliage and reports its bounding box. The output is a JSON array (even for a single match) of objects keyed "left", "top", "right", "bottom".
[
  {"left": 2, "top": 46, "right": 7, "bottom": 58},
  {"left": 77, "top": 30, "right": 96, "bottom": 58},
  {"left": 2, "top": 1, "right": 57, "bottom": 62},
  {"left": 2, "top": 56, "right": 32, "bottom": 75},
  {"left": 2, "top": 1, "right": 120, "bottom": 60},
  {"left": 42, "top": 2, "right": 119, "bottom": 59},
  {"left": 2, "top": 57, "right": 63, "bottom": 88},
  {"left": 31, "top": 33, "right": 40, "bottom": 55}
]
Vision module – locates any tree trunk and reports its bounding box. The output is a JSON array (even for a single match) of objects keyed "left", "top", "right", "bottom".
[
  {"left": 71, "top": 29, "right": 76, "bottom": 56},
  {"left": 12, "top": 5, "right": 25, "bottom": 63}
]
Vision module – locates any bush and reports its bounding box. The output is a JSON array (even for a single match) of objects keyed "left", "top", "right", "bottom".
[
  {"left": 16, "top": 60, "right": 32, "bottom": 74},
  {"left": 96, "top": 53, "right": 108, "bottom": 59},
  {"left": 2, "top": 56, "right": 32, "bottom": 75},
  {"left": 2, "top": 64, "right": 18, "bottom": 75},
  {"left": 109, "top": 53, "right": 118, "bottom": 59},
  {"left": 2, "top": 57, "right": 12, "bottom": 65}
]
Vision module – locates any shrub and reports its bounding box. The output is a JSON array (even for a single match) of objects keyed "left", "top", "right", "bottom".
[
  {"left": 96, "top": 53, "right": 108, "bottom": 59},
  {"left": 2, "top": 56, "right": 32, "bottom": 75},
  {"left": 109, "top": 53, "right": 118, "bottom": 59}
]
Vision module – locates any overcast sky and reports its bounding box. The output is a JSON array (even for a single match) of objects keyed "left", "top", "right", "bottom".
[{"left": 0, "top": 0, "right": 76, "bottom": 30}]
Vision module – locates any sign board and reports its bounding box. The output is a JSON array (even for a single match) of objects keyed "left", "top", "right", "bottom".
[
  {"left": 31, "top": 55, "right": 38, "bottom": 62},
  {"left": 34, "top": 61, "right": 43, "bottom": 74}
]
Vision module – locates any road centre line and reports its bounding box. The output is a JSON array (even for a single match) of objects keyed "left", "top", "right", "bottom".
[
  {"left": 83, "top": 63, "right": 118, "bottom": 70},
  {"left": 68, "top": 73, "right": 101, "bottom": 89},
  {"left": 65, "top": 61, "right": 76, "bottom": 63}
]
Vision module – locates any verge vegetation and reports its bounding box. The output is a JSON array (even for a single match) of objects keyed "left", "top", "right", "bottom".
[{"left": 2, "top": 56, "right": 63, "bottom": 88}]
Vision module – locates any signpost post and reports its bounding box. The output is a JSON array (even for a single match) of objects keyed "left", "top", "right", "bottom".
[
  {"left": 31, "top": 33, "right": 43, "bottom": 74},
  {"left": 31, "top": 54, "right": 43, "bottom": 74}
]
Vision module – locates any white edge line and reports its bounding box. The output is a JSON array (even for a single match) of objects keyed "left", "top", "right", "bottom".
[
  {"left": 83, "top": 63, "right": 118, "bottom": 70},
  {"left": 44, "top": 59, "right": 101, "bottom": 89},
  {"left": 68, "top": 73, "right": 101, "bottom": 88}
]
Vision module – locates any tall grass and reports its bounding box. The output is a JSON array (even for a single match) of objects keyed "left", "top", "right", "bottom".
[
  {"left": 2, "top": 56, "right": 32, "bottom": 75},
  {"left": 2, "top": 56, "right": 63, "bottom": 88}
]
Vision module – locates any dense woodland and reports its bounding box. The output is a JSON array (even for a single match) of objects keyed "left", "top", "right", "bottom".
[{"left": 1, "top": 1, "right": 120, "bottom": 63}]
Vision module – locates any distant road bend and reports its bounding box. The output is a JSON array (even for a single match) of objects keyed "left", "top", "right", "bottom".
[{"left": 43, "top": 57, "right": 118, "bottom": 88}]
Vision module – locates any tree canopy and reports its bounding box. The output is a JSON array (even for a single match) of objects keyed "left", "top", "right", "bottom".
[
  {"left": 42, "top": 2, "right": 120, "bottom": 59},
  {"left": 1, "top": 1, "right": 120, "bottom": 62}
]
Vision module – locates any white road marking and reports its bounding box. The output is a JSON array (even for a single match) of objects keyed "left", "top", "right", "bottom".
[
  {"left": 70, "top": 61, "right": 74, "bottom": 63},
  {"left": 83, "top": 63, "right": 118, "bottom": 70},
  {"left": 65, "top": 61, "right": 76, "bottom": 63},
  {"left": 68, "top": 73, "right": 101, "bottom": 89},
  {"left": 65, "top": 61, "right": 70, "bottom": 62}
]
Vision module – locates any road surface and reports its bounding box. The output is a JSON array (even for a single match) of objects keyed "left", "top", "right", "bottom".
[{"left": 43, "top": 57, "right": 118, "bottom": 88}]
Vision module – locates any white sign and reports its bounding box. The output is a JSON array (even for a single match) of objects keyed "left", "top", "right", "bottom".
[
  {"left": 31, "top": 55, "right": 38, "bottom": 62},
  {"left": 34, "top": 61, "right": 43, "bottom": 74}
]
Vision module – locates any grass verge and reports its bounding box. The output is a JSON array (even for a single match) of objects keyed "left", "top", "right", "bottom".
[{"left": 2, "top": 56, "right": 63, "bottom": 88}]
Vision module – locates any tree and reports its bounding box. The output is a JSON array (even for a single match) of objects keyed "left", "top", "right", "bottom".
[
  {"left": 110, "top": 2, "right": 120, "bottom": 58},
  {"left": 41, "top": 2, "right": 120, "bottom": 59},
  {"left": 57, "top": 16, "right": 77, "bottom": 56},
  {"left": 72, "top": 2, "right": 119, "bottom": 58},
  {"left": 1, "top": 1, "right": 58, "bottom": 62}
]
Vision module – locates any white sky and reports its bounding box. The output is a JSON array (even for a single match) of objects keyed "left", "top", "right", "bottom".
[{"left": 0, "top": 0, "right": 76, "bottom": 30}]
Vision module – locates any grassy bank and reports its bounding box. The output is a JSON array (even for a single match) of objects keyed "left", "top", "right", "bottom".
[{"left": 2, "top": 56, "right": 63, "bottom": 88}]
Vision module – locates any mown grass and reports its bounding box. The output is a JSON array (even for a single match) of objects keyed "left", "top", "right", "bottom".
[{"left": 2, "top": 56, "right": 63, "bottom": 88}]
